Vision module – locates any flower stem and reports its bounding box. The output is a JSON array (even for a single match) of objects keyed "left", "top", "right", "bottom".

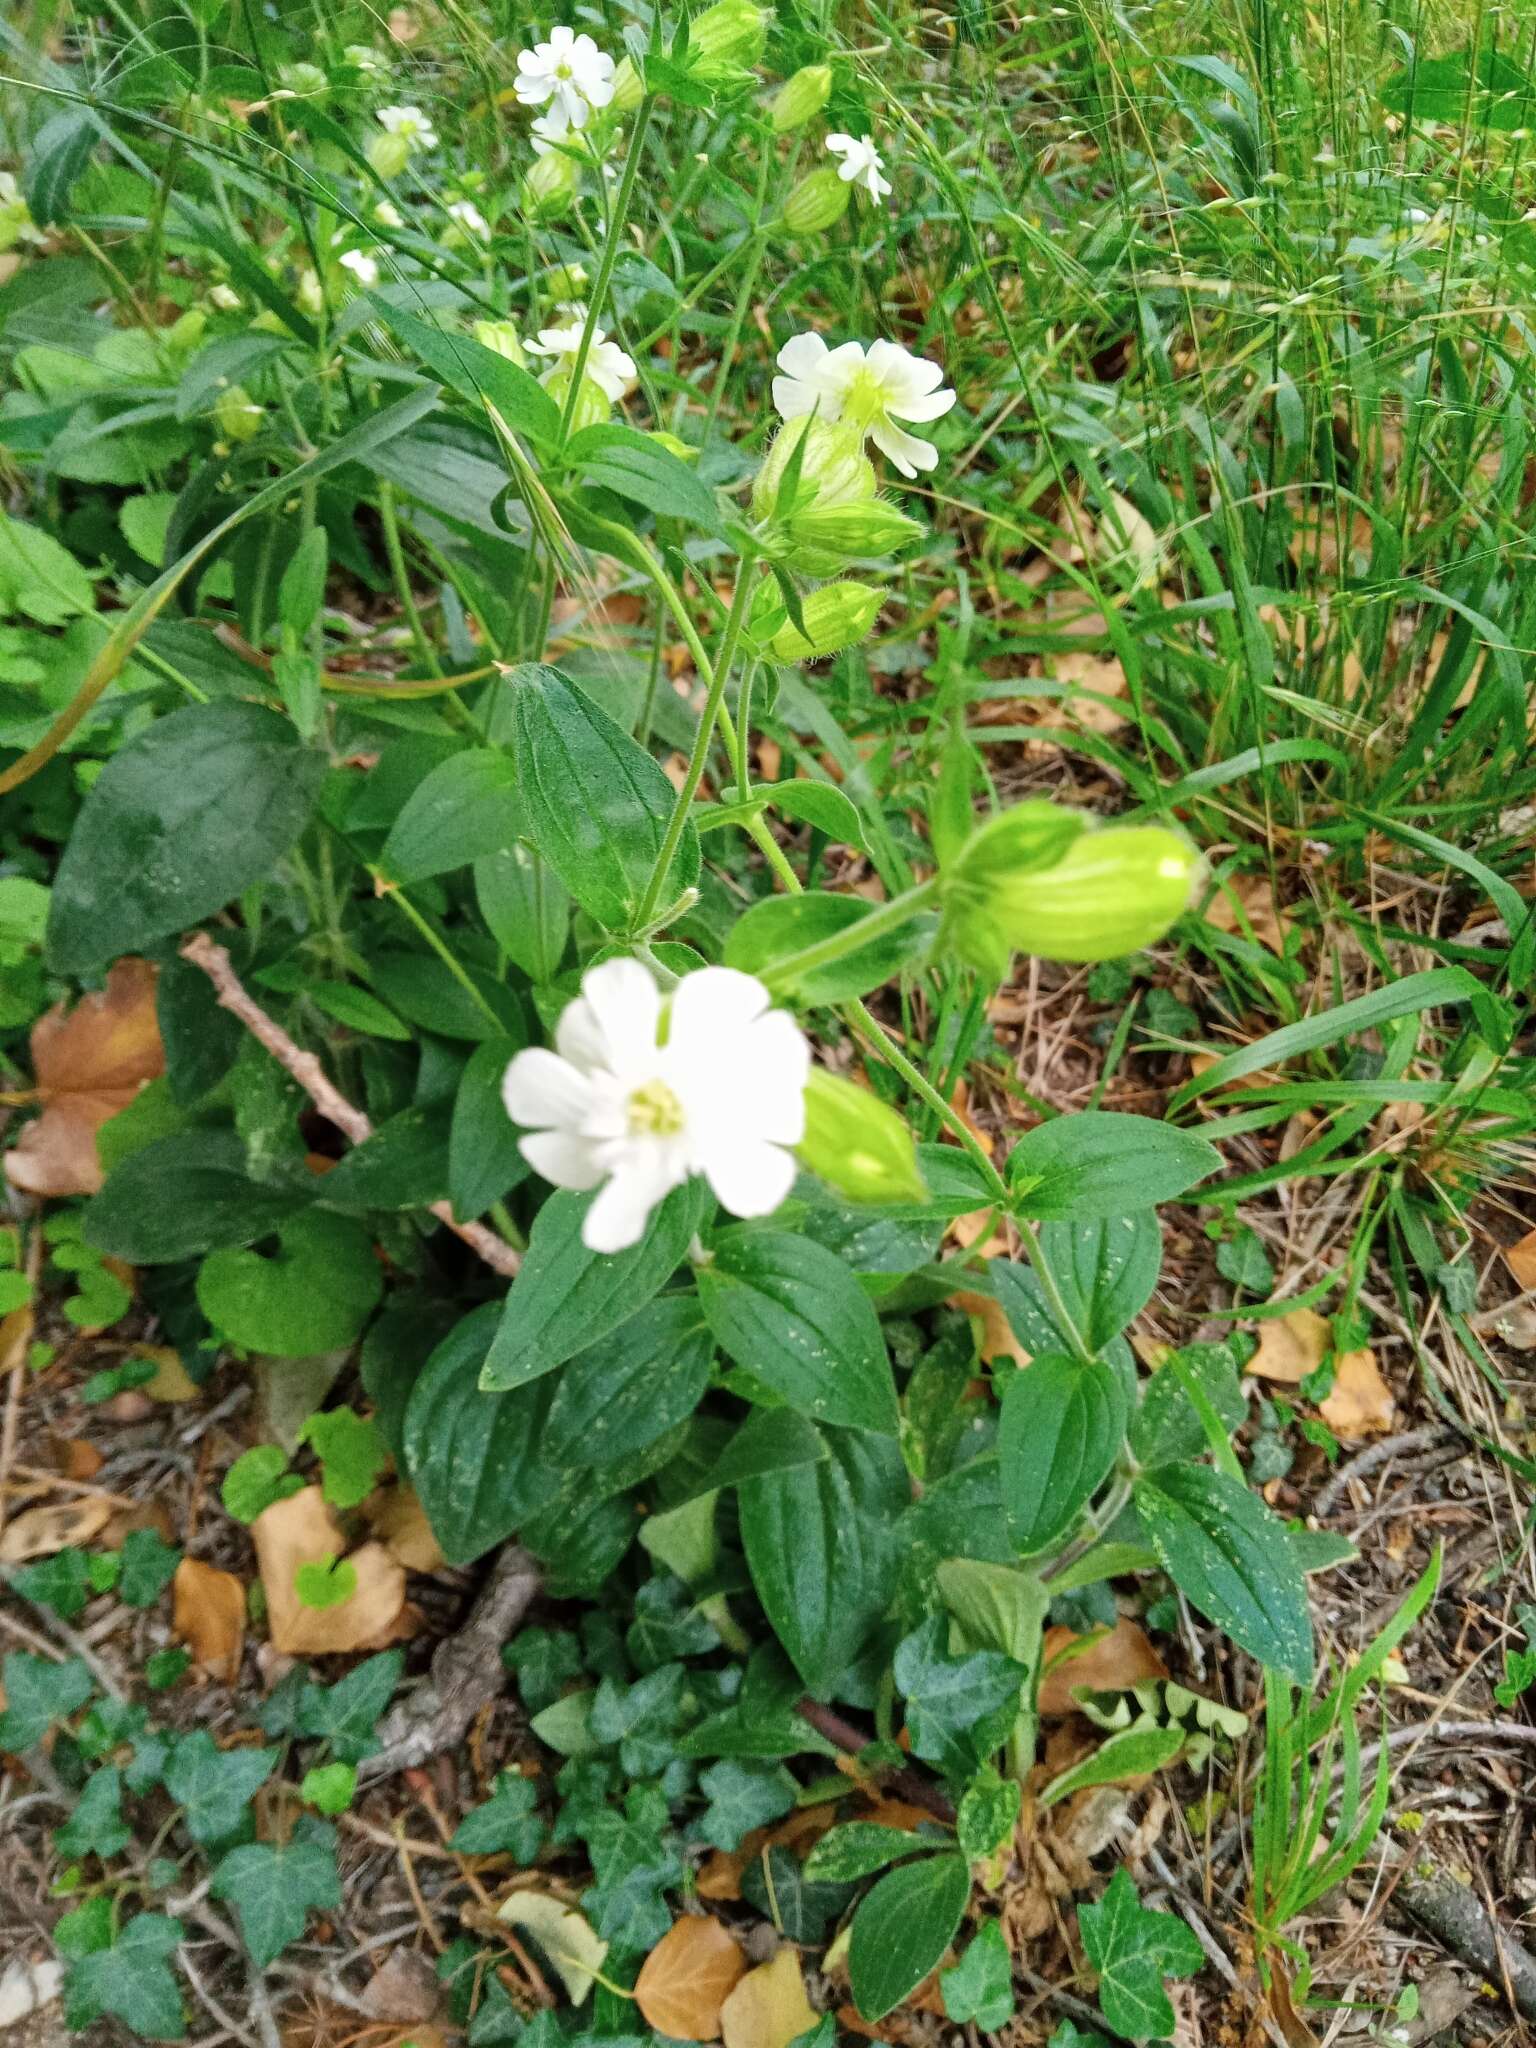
[{"left": 557, "top": 95, "right": 656, "bottom": 445}]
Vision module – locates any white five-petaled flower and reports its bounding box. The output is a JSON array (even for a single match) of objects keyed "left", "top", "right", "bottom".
[
  {"left": 447, "top": 199, "right": 490, "bottom": 237},
  {"left": 530, "top": 111, "right": 570, "bottom": 156},
  {"left": 525, "top": 306, "right": 636, "bottom": 401},
  {"left": 338, "top": 249, "right": 380, "bottom": 287},
  {"left": 376, "top": 105, "right": 438, "bottom": 152},
  {"left": 772, "top": 332, "right": 957, "bottom": 478},
  {"left": 513, "top": 25, "right": 615, "bottom": 133},
  {"left": 825, "top": 132, "right": 891, "bottom": 202},
  {"left": 503, "top": 959, "right": 810, "bottom": 1253}
]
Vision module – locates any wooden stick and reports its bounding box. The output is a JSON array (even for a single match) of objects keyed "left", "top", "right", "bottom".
[{"left": 179, "top": 932, "right": 521, "bottom": 1278}]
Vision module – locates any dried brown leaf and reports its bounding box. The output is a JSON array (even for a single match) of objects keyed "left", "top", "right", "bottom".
[
  {"left": 1504, "top": 1227, "right": 1536, "bottom": 1294},
  {"left": 0, "top": 1495, "right": 115, "bottom": 1564},
  {"left": 1249, "top": 1307, "right": 1393, "bottom": 1438},
  {"left": 635, "top": 1917, "right": 746, "bottom": 2041},
  {"left": 5, "top": 959, "right": 163, "bottom": 1197},
  {"left": 250, "top": 1485, "right": 406, "bottom": 1655},
  {"left": 172, "top": 1557, "right": 246, "bottom": 1682},
  {"left": 363, "top": 1485, "right": 447, "bottom": 1574},
  {"left": 1038, "top": 1620, "right": 1166, "bottom": 1716},
  {"left": 719, "top": 1950, "right": 817, "bottom": 2048}
]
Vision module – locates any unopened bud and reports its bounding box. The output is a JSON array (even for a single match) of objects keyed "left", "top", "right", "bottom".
[
  {"left": 798, "top": 1069, "right": 927, "bottom": 1205},
  {"left": 752, "top": 418, "right": 872, "bottom": 525},
  {"left": 473, "top": 319, "right": 527, "bottom": 365},
  {"left": 279, "top": 61, "right": 328, "bottom": 96},
  {"left": 521, "top": 149, "right": 580, "bottom": 222},
  {"left": 207, "top": 283, "right": 241, "bottom": 312},
  {"left": 780, "top": 167, "right": 851, "bottom": 236},
  {"left": 770, "top": 63, "right": 832, "bottom": 133},
  {"left": 367, "top": 131, "right": 411, "bottom": 179},
  {"left": 649, "top": 431, "right": 699, "bottom": 461},
  {"left": 762, "top": 581, "right": 883, "bottom": 664},
  {"left": 214, "top": 385, "right": 263, "bottom": 442},
  {"left": 610, "top": 56, "right": 644, "bottom": 112},
  {"left": 689, "top": 0, "right": 769, "bottom": 77},
  {"left": 787, "top": 498, "right": 925, "bottom": 572}
]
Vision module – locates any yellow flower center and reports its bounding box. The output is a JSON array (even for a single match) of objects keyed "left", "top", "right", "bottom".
[
  {"left": 555, "top": 60, "right": 573, "bottom": 78},
  {"left": 839, "top": 366, "right": 889, "bottom": 432},
  {"left": 627, "top": 1078, "right": 685, "bottom": 1137}
]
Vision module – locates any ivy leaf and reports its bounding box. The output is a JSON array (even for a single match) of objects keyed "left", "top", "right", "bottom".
[
  {"left": 942, "top": 1920, "right": 1016, "bottom": 2029},
  {"left": 119, "top": 1528, "right": 182, "bottom": 1607},
  {"left": 1078, "top": 1868, "right": 1203, "bottom": 2040},
  {"left": 294, "top": 1557, "right": 357, "bottom": 1609},
  {"left": 210, "top": 1825, "right": 343, "bottom": 1968},
  {"left": 581, "top": 1794, "right": 684, "bottom": 1950},
  {"left": 297, "top": 1407, "right": 390, "bottom": 1510},
  {"left": 300, "top": 1762, "right": 357, "bottom": 1815},
  {"left": 695, "top": 1759, "right": 797, "bottom": 1852},
  {"left": 54, "top": 1764, "right": 133, "bottom": 1861},
  {"left": 449, "top": 1772, "right": 546, "bottom": 1859},
  {"left": 502, "top": 1626, "right": 585, "bottom": 1715},
  {"left": 64, "top": 1912, "right": 186, "bottom": 2041},
  {"left": 892, "top": 1618, "right": 1025, "bottom": 1779},
  {"left": 162, "top": 1729, "right": 278, "bottom": 1845},
  {"left": 221, "top": 1444, "right": 302, "bottom": 1524},
  {"left": 12, "top": 1547, "right": 91, "bottom": 1618},
  {"left": 740, "top": 1845, "right": 854, "bottom": 1942},
  {"left": 0, "top": 1651, "right": 93, "bottom": 1749},
  {"left": 295, "top": 1651, "right": 404, "bottom": 1763}
]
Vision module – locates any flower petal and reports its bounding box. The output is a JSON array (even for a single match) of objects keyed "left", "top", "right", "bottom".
[
  {"left": 737, "top": 1011, "right": 811, "bottom": 1141},
  {"left": 701, "top": 1138, "right": 797, "bottom": 1220},
  {"left": 776, "top": 331, "right": 829, "bottom": 380},
  {"left": 665, "top": 966, "right": 770, "bottom": 1061},
  {"left": 561, "top": 956, "right": 660, "bottom": 1076},
  {"left": 870, "top": 419, "right": 938, "bottom": 477},
  {"left": 582, "top": 1154, "right": 683, "bottom": 1252},
  {"left": 520, "top": 1129, "right": 606, "bottom": 1190},
  {"left": 503, "top": 1047, "right": 595, "bottom": 1129}
]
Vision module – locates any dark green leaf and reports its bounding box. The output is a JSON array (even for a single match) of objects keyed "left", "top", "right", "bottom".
[
  {"left": 12, "top": 1547, "right": 91, "bottom": 1619},
  {"left": 695, "top": 1758, "right": 797, "bottom": 1851},
  {"left": 474, "top": 845, "right": 570, "bottom": 983},
  {"left": 118, "top": 1528, "right": 181, "bottom": 1607},
  {"left": 1078, "top": 1867, "right": 1203, "bottom": 2040},
  {"left": 803, "top": 1822, "right": 929, "bottom": 1884},
  {"left": 55, "top": 1765, "right": 133, "bottom": 1861},
  {"left": 64, "top": 1913, "right": 186, "bottom": 2041},
  {"left": 450, "top": 1040, "right": 532, "bottom": 1221},
  {"left": 318, "top": 1105, "right": 454, "bottom": 1212},
  {"left": 544, "top": 1297, "right": 713, "bottom": 1467},
  {"left": 210, "top": 1827, "right": 342, "bottom": 1967},
  {"left": 25, "top": 107, "right": 97, "bottom": 225},
  {"left": 892, "top": 1618, "right": 1025, "bottom": 1778},
  {"left": 741, "top": 1844, "right": 854, "bottom": 1941},
  {"left": 726, "top": 891, "right": 926, "bottom": 1004},
  {"left": 1007, "top": 1113, "right": 1220, "bottom": 1221},
  {"left": 565, "top": 421, "right": 722, "bottom": 531},
  {"left": 163, "top": 1729, "right": 278, "bottom": 1844},
  {"left": 449, "top": 1772, "right": 545, "bottom": 1859},
  {"left": 848, "top": 1851, "right": 970, "bottom": 2022},
  {"left": 1000, "top": 1354, "right": 1128, "bottom": 1556},
  {"left": 197, "top": 1212, "right": 382, "bottom": 1354},
  {"left": 295, "top": 1651, "right": 405, "bottom": 1763},
  {"left": 369, "top": 297, "right": 562, "bottom": 447},
  {"left": 84, "top": 1130, "right": 304, "bottom": 1264},
  {"left": 1129, "top": 1342, "right": 1245, "bottom": 1466},
  {"left": 942, "top": 1920, "right": 1015, "bottom": 2029},
  {"left": 381, "top": 748, "right": 523, "bottom": 882},
  {"left": 1040, "top": 1214, "right": 1162, "bottom": 1351},
  {"left": 0, "top": 1652, "right": 93, "bottom": 1750}
]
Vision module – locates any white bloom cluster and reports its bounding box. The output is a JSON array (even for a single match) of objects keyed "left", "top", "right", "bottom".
[
  {"left": 772, "top": 333, "right": 956, "bottom": 477},
  {"left": 513, "top": 25, "right": 615, "bottom": 142},
  {"left": 526, "top": 304, "right": 636, "bottom": 401},
  {"left": 825, "top": 132, "right": 891, "bottom": 201},
  {"left": 376, "top": 105, "right": 438, "bottom": 152},
  {"left": 503, "top": 959, "right": 810, "bottom": 1251}
]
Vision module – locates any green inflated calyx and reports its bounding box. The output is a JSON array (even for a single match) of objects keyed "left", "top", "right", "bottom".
[
  {"left": 781, "top": 167, "right": 852, "bottom": 236},
  {"left": 797, "top": 1069, "right": 928, "bottom": 1205},
  {"left": 758, "top": 581, "right": 883, "bottom": 663},
  {"left": 753, "top": 419, "right": 924, "bottom": 575},
  {"left": 771, "top": 63, "right": 833, "bottom": 133}
]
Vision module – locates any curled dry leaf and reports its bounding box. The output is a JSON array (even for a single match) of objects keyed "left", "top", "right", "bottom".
[
  {"left": 635, "top": 1916, "right": 746, "bottom": 2041},
  {"left": 1504, "top": 1227, "right": 1536, "bottom": 1294},
  {"left": 1051, "top": 648, "right": 1129, "bottom": 735},
  {"left": 0, "top": 1494, "right": 115, "bottom": 1565},
  {"left": 172, "top": 1557, "right": 246, "bottom": 1682},
  {"left": 134, "top": 1345, "right": 200, "bottom": 1402},
  {"left": 1249, "top": 1306, "right": 1395, "bottom": 1439},
  {"left": 497, "top": 1893, "right": 608, "bottom": 2006},
  {"left": 250, "top": 1484, "right": 406, "bottom": 1655},
  {"left": 1038, "top": 1619, "right": 1166, "bottom": 1716},
  {"left": 5, "top": 957, "right": 164, "bottom": 1197},
  {"left": 719, "top": 1949, "right": 818, "bottom": 2048},
  {"left": 1204, "top": 872, "right": 1288, "bottom": 955},
  {"left": 949, "top": 1290, "right": 1028, "bottom": 1368},
  {"left": 363, "top": 1484, "right": 447, "bottom": 1574}
]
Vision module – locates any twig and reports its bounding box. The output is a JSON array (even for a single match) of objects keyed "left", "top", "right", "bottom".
[
  {"left": 1396, "top": 1865, "right": 1536, "bottom": 2022},
  {"left": 1313, "top": 1424, "right": 1462, "bottom": 1516},
  {"left": 792, "top": 1698, "right": 956, "bottom": 1822},
  {"left": 179, "top": 933, "right": 520, "bottom": 1278}
]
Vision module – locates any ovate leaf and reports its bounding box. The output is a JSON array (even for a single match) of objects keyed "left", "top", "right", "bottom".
[
  {"left": 999, "top": 1354, "right": 1128, "bottom": 1556},
  {"left": 848, "top": 1852, "right": 970, "bottom": 2022}
]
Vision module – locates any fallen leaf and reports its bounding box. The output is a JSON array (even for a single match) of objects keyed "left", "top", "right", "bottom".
[
  {"left": 50, "top": 1436, "right": 104, "bottom": 1482},
  {"left": 0, "top": 1305, "right": 33, "bottom": 1377},
  {"left": 364, "top": 1485, "right": 447, "bottom": 1573},
  {"left": 1051, "top": 648, "right": 1129, "bottom": 735},
  {"left": 359, "top": 1950, "right": 442, "bottom": 2025},
  {"left": 719, "top": 1949, "right": 817, "bottom": 2048},
  {"left": 250, "top": 1486, "right": 405, "bottom": 1655},
  {"left": 1039, "top": 1621, "right": 1166, "bottom": 1716},
  {"left": 498, "top": 1893, "right": 608, "bottom": 2006},
  {"left": 635, "top": 1917, "right": 746, "bottom": 2041},
  {"left": 134, "top": 1345, "right": 200, "bottom": 1402},
  {"left": 1204, "top": 872, "right": 1287, "bottom": 955},
  {"left": 0, "top": 1955, "right": 64, "bottom": 2028},
  {"left": 950, "top": 1290, "right": 1028, "bottom": 1367},
  {"left": 1504, "top": 1228, "right": 1536, "bottom": 1293},
  {"left": 0, "top": 1495, "right": 115, "bottom": 1564},
  {"left": 172, "top": 1557, "right": 246, "bottom": 1682},
  {"left": 5, "top": 958, "right": 163, "bottom": 1197},
  {"left": 1248, "top": 1307, "right": 1393, "bottom": 1438}
]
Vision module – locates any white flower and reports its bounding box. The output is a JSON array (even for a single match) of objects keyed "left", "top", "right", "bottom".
[
  {"left": 374, "top": 199, "right": 404, "bottom": 227},
  {"left": 339, "top": 248, "right": 380, "bottom": 287},
  {"left": 208, "top": 283, "right": 241, "bottom": 311},
  {"left": 771, "top": 332, "right": 957, "bottom": 478},
  {"left": 825, "top": 132, "right": 891, "bottom": 202},
  {"left": 513, "top": 25, "right": 615, "bottom": 132},
  {"left": 447, "top": 199, "right": 490, "bottom": 237},
  {"left": 377, "top": 105, "right": 438, "bottom": 152},
  {"left": 530, "top": 110, "right": 570, "bottom": 156},
  {"left": 526, "top": 306, "right": 636, "bottom": 401},
  {"left": 503, "top": 959, "right": 810, "bottom": 1253}
]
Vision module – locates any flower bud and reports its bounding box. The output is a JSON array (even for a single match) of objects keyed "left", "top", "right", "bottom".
[
  {"left": 473, "top": 320, "right": 527, "bottom": 365},
  {"left": 770, "top": 63, "right": 832, "bottom": 133},
  {"left": 787, "top": 499, "right": 926, "bottom": 572},
  {"left": 752, "top": 418, "right": 872, "bottom": 526},
  {"left": 541, "top": 365, "right": 610, "bottom": 432},
  {"left": 798, "top": 1070, "right": 927, "bottom": 1205},
  {"left": 780, "top": 167, "right": 851, "bottom": 236},
  {"left": 762, "top": 581, "right": 883, "bottom": 664},
  {"left": 521, "top": 149, "right": 580, "bottom": 222},
  {"left": 649, "top": 431, "right": 699, "bottom": 461},
  {"left": 214, "top": 385, "right": 263, "bottom": 442},
  {"left": 367, "top": 131, "right": 411, "bottom": 179},
  {"left": 947, "top": 817, "right": 1198, "bottom": 975},
  {"left": 279, "top": 61, "right": 328, "bottom": 96},
  {"left": 610, "top": 56, "right": 644, "bottom": 112},
  {"left": 689, "top": 0, "right": 769, "bottom": 77},
  {"left": 207, "top": 283, "right": 241, "bottom": 312},
  {"left": 295, "top": 268, "right": 324, "bottom": 315}
]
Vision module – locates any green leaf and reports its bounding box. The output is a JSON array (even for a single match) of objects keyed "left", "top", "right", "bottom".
[
  {"left": 474, "top": 844, "right": 570, "bottom": 984},
  {"left": 318, "top": 1104, "right": 454, "bottom": 1212},
  {"left": 763, "top": 780, "right": 869, "bottom": 851},
  {"left": 381, "top": 748, "right": 523, "bottom": 882},
  {"left": 726, "top": 891, "right": 926, "bottom": 1004},
  {"left": 565, "top": 421, "right": 723, "bottom": 532},
  {"left": 942, "top": 1921, "right": 1015, "bottom": 2029},
  {"left": 300, "top": 1762, "right": 356, "bottom": 1814},
  {"left": 12, "top": 1547, "right": 91, "bottom": 1618},
  {"left": 368, "top": 296, "right": 562, "bottom": 448},
  {"left": 1078, "top": 1867, "right": 1203, "bottom": 2040},
  {"left": 0, "top": 1651, "right": 93, "bottom": 1749},
  {"left": 450, "top": 1771, "right": 546, "bottom": 1859},
  {"left": 739, "top": 1427, "right": 908, "bottom": 1696},
  {"left": 24, "top": 107, "right": 97, "bottom": 226},
  {"left": 277, "top": 527, "right": 327, "bottom": 639},
  {"left": 307, "top": 982, "right": 412, "bottom": 1040},
  {"left": 55, "top": 1764, "right": 133, "bottom": 1861},
  {"left": 1040, "top": 1214, "right": 1162, "bottom": 1351},
  {"left": 999, "top": 1354, "right": 1128, "bottom": 1557},
  {"left": 295, "top": 1557, "right": 358, "bottom": 1608},
  {"left": 1134, "top": 1464, "right": 1313, "bottom": 1681},
  {"left": 210, "top": 1827, "right": 342, "bottom": 1968},
  {"left": 1041, "top": 1723, "right": 1186, "bottom": 1806},
  {"left": 544, "top": 1296, "right": 713, "bottom": 1468},
  {"left": 450, "top": 1039, "right": 532, "bottom": 1221},
  {"left": 892, "top": 1618, "right": 1026, "bottom": 1779},
  {"left": 740, "top": 1844, "right": 854, "bottom": 1942},
  {"left": 163, "top": 1729, "right": 278, "bottom": 1844},
  {"left": 505, "top": 663, "right": 699, "bottom": 934},
  {"left": 708, "top": 1406, "right": 830, "bottom": 1492},
  {"left": 84, "top": 1130, "right": 303, "bottom": 1264},
  {"left": 803, "top": 1822, "right": 929, "bottom": 1884},
  {"left": 698, "top": 1229, "right": 899, "bottom": 1435},
  {"left": 1007, "top": 1113, "right": 1220, "bottom": 1220},
  {"left": 481, "top": 1182, "right": 702, "bottom": 1392},
  {"left": 64, "top": 1912, "right": 186, "bottom": 2042},
  {"left": 848, "top": 1851, "right": 971, "bottom": 2022},
  {"left": 956, "top": 1768, "right": 1022, "bottom": 1862},
  {"left": 404, "top": 1304, "right": 563, "bottom": 1564},
  {"left": 118, "top": 1528, "right": 182, "bottom": 1607},
  {"left": 0, "top": 508, "right": 95, "bottom": 622},
  {"left": 369, "top": 949, "right": 524, "bottom": 1042},
  {"left": 197, "top": 1212, "right": 383, "bottom": 1354},
  {"left": 295, "top": 1650, "right": 404, "bottom": 1762},
  {"left": 695, "top": 1759, "right": 797, "bottom": 1851},
  {"left": 221, "top": 1445, "right": 301, "bottom": 1524},
  {"left": 48, "top": 703, "right": 328, "bottom": 976},
  {"left": 297, "top": 1408, "right": 390, "bottom": 1510},
  {"left": 1129, "top": 1342, "right": 1245, "bottom": 1467}
]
